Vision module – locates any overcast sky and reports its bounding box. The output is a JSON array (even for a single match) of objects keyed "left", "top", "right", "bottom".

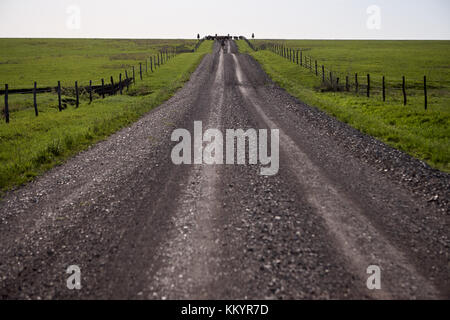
[{"left": 0, "top": 0, "right": 449, "bottom": 39}]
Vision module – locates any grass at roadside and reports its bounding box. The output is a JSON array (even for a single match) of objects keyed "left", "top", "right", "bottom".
[
  {"left": 237, "top": 40, "right": 450, "bottom": 173},
  {"left": 249, "top": 40, "right": 450, "bottom": 88},
  {"left": 0, "top": 38, "right": 197, "bottom": 88},
  {"left": 0, "top": 40, "right": 213, "bottom": 192}
]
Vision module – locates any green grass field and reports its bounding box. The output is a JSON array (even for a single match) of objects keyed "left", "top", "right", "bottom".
[
  {"left": 238, "top": 40, "right": 450, "bottom": 172},
  {"left": 0, "top": 38, "right": 197, "bottom": 88},
  {"left": 0, "top": 39, "right": 213, "bottom": 191},
  {"left": 252, "top": 40, "right": 450, "bottom": 87}
]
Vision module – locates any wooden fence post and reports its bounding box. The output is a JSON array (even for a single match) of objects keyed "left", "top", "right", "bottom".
[
  {"left": 33, "top": 81, "right": 38, "bottom": 116},
  {"left": 367, "top": 74, "right": 370, "bottom": 98},
  {"left": 119, "top": 73, "right": 123, "bottom": 95},
  {"left": 322, "top": 65, "right": 325, "bottom": 83},
  {"left": 101, "top": 79, "right": 105, "bottom": 98},
  {"left": 424, "top": 76, "right": 427, "bottom": 110},
  {"left": 132, "top": 66, "right": 135, "bottom": 83},
  {"left": 346, "top": 76, "right": 349, "bottom": 91},
  {"left": 402, "top": 76, "right": 407, "bottom": 106},
  {"left": 110, "top": 76, "right": 115, "bottom": 95},
  {"left": 4, "top": 84, "right": 9, "bottom": 123},
  {"left": 89, "top": 80, "right": 93, "bottom": 103},
  {"left": 125, "top": 71, "right": 129, "bottom": 90},
  {"left": 150, "top": 57, "right": 153, "bottom": 72},
  {"left": 139, "top": 63, "right": 142, "bottom": 80},
  {"left": 300, "top": 51, "right": 303, "bottom": 66},
  {"left": 57, "top": 81, "right": 62, "bottom": 111},
  {"left": 355, "top": 73, "right": 358, "bottom": 94},
  {"left": 336, "top": 77, "right": 340, "bottom": 91},
  {"left": 315, "top": 60, "right": 318, "bottom": 76},
  {"left": 75, "top": 81, "right": 79, "bottom": 108},
  {"left": 382, "top": 76, "right": 386, "bottom": 102},
  {"left": 145, "top": 59, "right": 148, "bottom": 73},
  {"left": 296, "top": 50, "right": 299, "bottom": 65}
]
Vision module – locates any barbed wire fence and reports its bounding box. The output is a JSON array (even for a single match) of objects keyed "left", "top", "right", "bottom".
[
  {"left": 0, "top": 43, "right": 199, "bottom": 123},
  {"left": 252, "top": 42, "right": 445, "bottom": 111}
]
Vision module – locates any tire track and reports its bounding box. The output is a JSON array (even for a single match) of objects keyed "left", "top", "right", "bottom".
[
  {"left": 231, "top": 49, "right": 442, "bottom": 299},
  {"left": 0, "top": 40, "right": 447, "bottom": 300}
]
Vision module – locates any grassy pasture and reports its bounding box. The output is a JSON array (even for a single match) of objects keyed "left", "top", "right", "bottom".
[
  {"left": 252, "top": 40, "right": 450, "bottom": 88},
  {"left": 0, "top": 39, "right": 213, "bottom": 191},
  {"left": 238, "top": 40, "right": 450, "bottom": 172},
  {"left": 0, "top": 38, "right": 197, "bottom": 88}
]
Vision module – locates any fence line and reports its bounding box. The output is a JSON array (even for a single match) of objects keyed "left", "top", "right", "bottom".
[
  {"left": 261, "top": 43, "right": 434, "bottom": 110},
  {"left": 242, "top": 37, "right": 256, "bottom": 51},
  {"left": 1, "top": 46, "right": 181, "bottom": 123}
]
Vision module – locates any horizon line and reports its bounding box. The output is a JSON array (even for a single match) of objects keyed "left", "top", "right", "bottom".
[{"left": 1, "top": 37, "right": 449, "bottom": 41}]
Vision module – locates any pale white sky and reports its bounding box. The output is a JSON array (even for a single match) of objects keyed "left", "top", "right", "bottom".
[{"left": 0, "top": 0, "right": 449, "bottom": 39}]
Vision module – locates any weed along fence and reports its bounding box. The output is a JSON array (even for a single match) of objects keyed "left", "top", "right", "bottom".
[
  {"left": 0, "top": 46, "right": 182, "bottom": 124},
  {"left": 263, "top": 43, "right": 434, "bottom": 110}
]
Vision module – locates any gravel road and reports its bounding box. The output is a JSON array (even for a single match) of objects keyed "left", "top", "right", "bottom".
[{"left": 0, "top": 41, "right": 448, "bottom": 300}]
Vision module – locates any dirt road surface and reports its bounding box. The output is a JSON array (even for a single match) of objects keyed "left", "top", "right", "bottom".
[{"left": 0, "top": 41, "right": 448, "bottom": 299}]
